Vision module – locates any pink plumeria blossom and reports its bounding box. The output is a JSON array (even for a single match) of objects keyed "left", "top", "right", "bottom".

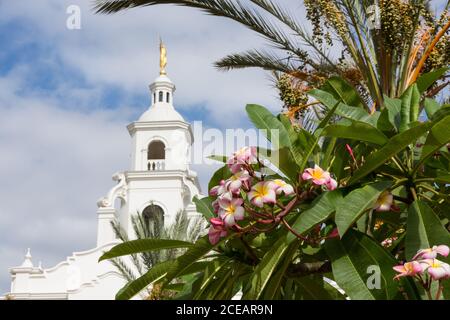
[
  {"left": 218, "top": 197, "right": 245, "bottom": 227},
  {"left": 248, "top": 181, "right": 277, "bottom": 208},
  {"left": 227, "top": 147, "right": 257, "bottom": 173},
  {"left": 212, "top": 199, "right": 220, "bottom": 214},
  {"left": 225, "top": 170, "right": 251, "bottom": 194},
  {"left": 325, "top": 177, "right": 338, "bottom": 191},
  {"left": 272, "top": 179, "right": 295, "bottom": 196},
  {"left": 302, "top": 165, "right": 337, "bottom": 190},
  {"left": 393, "top": 261, "right": 423, "bottom": 280},
  {"left": 412, "top": 245, "right": 450, "bottom": 260},
  {"left": 420, "top": 259, "right": 450, "bottom": 280},
  {"left": 208, "top": 218, "right": 227, "bottom": 245},
  {"left": 209, "top": 180, "right": 227, "bottom": 197},
  {"left": 302, "top": 165, "right": 331, "bottom": 185},
  {"left": 373, "top": 191, "right": 394, "bottom": 212}
]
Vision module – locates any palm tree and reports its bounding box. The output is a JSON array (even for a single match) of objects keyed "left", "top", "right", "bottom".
[
  {"left": 110, "top": 210, "right": 204, "bottom": 298},
  {"left": 93, "top": 0, "right": 449, "bottom": 118}
]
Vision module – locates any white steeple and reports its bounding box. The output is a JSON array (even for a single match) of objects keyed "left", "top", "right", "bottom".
[{"left": 97, "top": 41, "right": 202, "bottom": 242}]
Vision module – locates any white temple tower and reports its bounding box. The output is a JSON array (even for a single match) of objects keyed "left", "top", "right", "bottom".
[{"left": 6, "top": 43, "right": 203, "bottom": 300}]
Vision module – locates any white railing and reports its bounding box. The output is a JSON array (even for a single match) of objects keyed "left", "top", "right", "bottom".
[{"left": 147, "top": 160, "right": 165, "bottom": 171}]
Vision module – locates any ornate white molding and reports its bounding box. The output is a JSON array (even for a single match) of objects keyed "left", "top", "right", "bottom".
[{"left": 96, "top": 172, "right": 128, "bottom": 208}]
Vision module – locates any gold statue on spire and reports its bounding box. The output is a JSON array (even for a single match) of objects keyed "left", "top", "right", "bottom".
[{"left": 159, "top": 39, "right": 167, "bottom": 75}]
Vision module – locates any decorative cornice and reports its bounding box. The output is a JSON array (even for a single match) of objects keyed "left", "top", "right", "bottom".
[{"left": 127, "top": 120, "right": 194, "bottom": 141}]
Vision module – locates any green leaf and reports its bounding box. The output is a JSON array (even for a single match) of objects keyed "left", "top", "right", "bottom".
[
  {"left": 208, "top": 165, "right": 231, "bottom": 192},
  {"left": 320, "top": 76, "right": 365, "bottom": 108},
  {"left": 377, "top": 96, "right": 401, "bottom": 132},
  {"left": 325, "top": 230, "right": 419, "bottom": 300},
  {"left": 115, "top": 260, "right": 175, "bottom": 300},
  {"left": 335, "top": 181, "right": 392, "bottom": 236},
  {"left": 259, "top": 147, "right": 299, "bottom": 181},
  {"left": 348, "top": 122, "right": 432, "bottom": 184},
  {"left": 431, "top": 104, "right": 450, "bottom": 122},
  {"left": 193, "top": 258, "right": 232, "bottom": 299},
  {"left": 309, "top": 89, "right": 373, "bottom": 124},
  {"left": 99, "top": 239, "right": 193, "bottom": 261},
  {"left": 406, "top": 200, "right": 450, "bottom": 299},
  {"left": 164, "top": 236, "right": 215, "bottom": 283},
  {"left": 246, "top": 104, "right": 291, "bottom": 148},
  {"left": 290, "top": 190, "right": 342, "bottom": 239},
  {"left": 193, "top": 196, "right": 215, "bottom": 220},
  {"left": 243, "top": 236, "right": 290, "bottom": 299},
  {"left": 405, "top": 200, "right": 450, "bottom": 260},
  {"left": 416, "top": 67, "right": 448, "bottom": 94},
  {"left": 322, "top": 121, "right": 388, "bottom": 145},
  {"left": 262, "top": 240, "right": 300, "bottom": 299},
  {"left": 293, "top": 275, "right": 335, "bottom": 300},
  {"left": 399, "top": 84, "right": 420, "bottom": 132},
  {"left": 424, "top": 98, "right": 440, "bottom": 119},
  {"left": 417, "top": 115, "right": 450, "bottom": 168}
]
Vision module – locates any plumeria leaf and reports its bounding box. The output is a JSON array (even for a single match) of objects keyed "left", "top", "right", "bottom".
[
  {"left": 416, "top": 67, "right": 448, "bottom": 94},
  {"left": 348, "top": 122, "right": 432, "bottom": 184},
  {"left": 320, "top": 76, "right": 365, "bottom": 109},
  {"left": 322, "top": 121, "right": 388, "bottom": 145},
  {"left": 115, "top": 260, "right": 175, "bottom": 300},
  {"left": 164, "top": 236, "right": 215, "bottom": 284},
  {"left": 308, "top": 89, "right": 374, "bottom": 124},
  {"left": 417, "top": 115, "right": 450, "bottom": 167},
  {"left": 293, "top": 275, "right": 336, "bottom": 300},
  {"left": 243, "top": 236, "right": 290, "bottom": 300},
  {"left": 335, "top": 181, "right": 392, "bottom": 237},
  {"left": 377, "top": 96, "right": 401, "bottom": 133},
  {"left": 208, "top": 165, "right": 231, "bottom": 192},
  {"left": 405, "top": 200, "right": 450, "bottom": 260},
  {"left": 290, "top": 190, "right": 342, "bottom": 239},
  {"left": 246, "top": 104, "right": 291, "bottom": 148},
  {"left": 262, "top": 240, "right": 300, "bottom": 299},
  {"left": 399, "top": 84, "right": 420, "bottom": 132},
  {"left": 406, "top": 200, "right": 450, "bottom": 299},
  {"left": 99, "top": 239, "right": 193, "bottom": 261},
  {"left": 424, "top": 98, "right": 441, "bottom": 119},
  {"left": 193, "top": 196, "right": 215, "bottom": 220},
  {"left": 325, "top": 230, "right": 419, "bottom": 300}
]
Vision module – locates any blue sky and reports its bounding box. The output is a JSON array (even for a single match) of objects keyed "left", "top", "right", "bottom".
[
  {"left": 1, "top": 0, "right": 447, "bottom": 295},
  {"left": 0, "top": 0, "right": 283, "bottom": 293}
]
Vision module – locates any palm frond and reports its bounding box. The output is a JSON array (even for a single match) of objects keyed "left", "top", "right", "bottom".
[
  {"left": 94, "top": 1, "right": 311, "bottom": 60},
  {"left": 215, "top": 49, "right": 295, "bottom": 73},
  {"left": 110, "top": 258, "right": 137, "bottom": 282}
]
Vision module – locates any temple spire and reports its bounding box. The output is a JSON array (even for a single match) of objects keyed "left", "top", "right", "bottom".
[{"left": 159, "top": 39, "right": 167, "bottom": 75}]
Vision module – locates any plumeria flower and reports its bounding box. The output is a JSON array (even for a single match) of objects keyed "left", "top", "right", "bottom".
[
  {"left": 218, "top": 197, "right": 245, "bottom": 227},
  {"left": 208, "top": 218, "right": 227, "bottom": 245},
  {"left": 302, "top": 165, "right": 331, "bottom": 185},
  {"left": 209, "top": 180, "right": 227, "bottom": 197},
  {"left": 373, "top": 191, "right": 394, "bottom": 212},
  {"left": 248, "top": 181, "right": 277, "bottom": 208},
  {"left": 420, "top": 259, "right": 450, "bottom": 280},
  {"left": 302, "top": 165, "right": 337, "bottom": 190},
  {"left": 325, "top": 177, "right": 337, "bottom": 191},
  {"left": 225, "top": 170, "right": 251, "bottom": 194},
  {"left": 227, "top": 146, "right": 257, "bottom": 173},
  {"left": 393, "top": 261, "right": 423, "bottom": 280},
  {"left": 212, "top": 199, "right": 220, "bottom": 214},
  {"left": 272, "top": 179, "right": 295, "bottom": 196},
  {"left": 412, "top": 245, "right": 450, "bottom": 260}
]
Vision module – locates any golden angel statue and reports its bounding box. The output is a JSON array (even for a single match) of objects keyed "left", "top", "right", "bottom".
[{"left": 160, "top": 40, "right": 167, "bottom": 75}]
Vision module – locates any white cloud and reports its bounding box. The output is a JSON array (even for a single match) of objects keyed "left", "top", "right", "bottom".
[{"left": 0, "top": 0, "right": 307, "bottom": 293}]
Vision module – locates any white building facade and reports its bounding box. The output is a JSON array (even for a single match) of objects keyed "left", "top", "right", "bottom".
[{"left": 5, "top": 60, "right": 203, "bottom": 300}]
